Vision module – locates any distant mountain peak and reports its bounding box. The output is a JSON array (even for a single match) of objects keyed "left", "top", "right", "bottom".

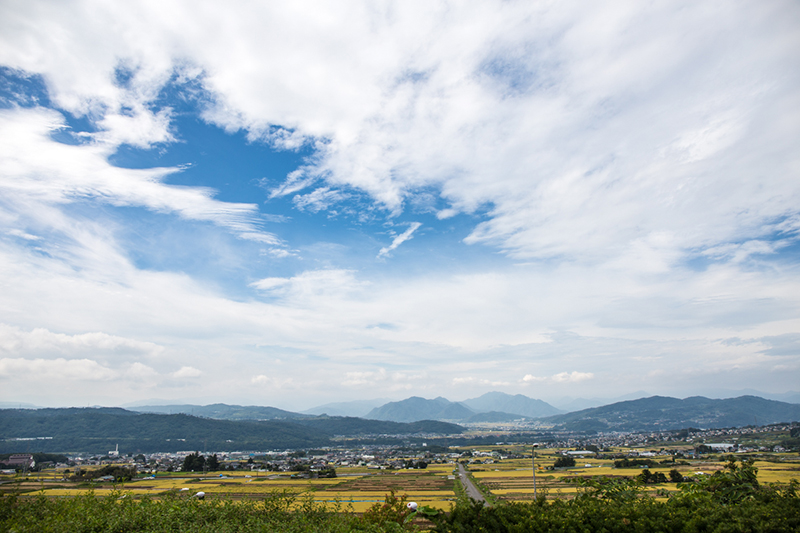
[
  {"left": 460, "top": 391, "right": 562, "bottom": 418},
  {"left": 365, "top": 392, "right": 562, "bottom": 422},
  {"left": 366, "top": 397, "right": 474, "bottom": 423}
]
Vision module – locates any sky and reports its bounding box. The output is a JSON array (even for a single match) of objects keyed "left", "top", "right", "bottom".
[{"left": 0, "top": 0, "right": 799, "bottom": 411}]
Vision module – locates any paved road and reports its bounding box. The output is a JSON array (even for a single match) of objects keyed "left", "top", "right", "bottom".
[{"left": 457, "top": 463, "right": 487, "bottom": 504}]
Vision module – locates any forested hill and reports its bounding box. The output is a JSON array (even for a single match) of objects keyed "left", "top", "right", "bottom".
[
  {"left": 290, "top": 416, "right": 463, "bottom": 435},
  {"left": 0, "top": 408, "right": 463, "bottom": 454},
  {"left": 129, "top": 404, "right": 309, "bottom": 420},
  {"left": 366, "top": 396, "right": 475, "bottom": 422},
  {"left": 543, "top": 395, "right": 800, "bottom": 431}
]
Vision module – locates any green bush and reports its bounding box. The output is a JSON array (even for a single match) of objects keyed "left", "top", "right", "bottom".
[
  {"left": 431, "top": 459, "right": 800, "bottom": 533},
  {"left": 0, "top": 490, "right": 389, "bottom": 533}
]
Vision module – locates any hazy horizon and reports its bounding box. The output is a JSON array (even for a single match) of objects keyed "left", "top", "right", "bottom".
[
  {"left": 3, "top": 388, "right": 799, "bottom": 415},
  {"left": 1, "top": 1, "right": 799, "bottom": 409}
]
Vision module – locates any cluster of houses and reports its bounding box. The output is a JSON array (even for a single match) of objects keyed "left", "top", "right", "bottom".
[
  {"left": 3, "top": 421, "right": 795, "bottom": 477},
  {"left": 25, "top": 446, "right": 502, "bottom": 476},
  {"left": 545, "top": 422, "right": 798, "bottom": 455}
]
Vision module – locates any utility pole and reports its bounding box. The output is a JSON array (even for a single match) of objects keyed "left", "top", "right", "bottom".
[
  {"left": 532, "top": 443, "right": 539, "bottom": 500},
  {"left": 203, "top": 439, "right": 208, "bottom": 477}
]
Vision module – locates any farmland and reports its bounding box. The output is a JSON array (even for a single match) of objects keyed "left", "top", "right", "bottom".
[
  {"left": 3, "top": 447, "right": 799, "bottom": 510},
  {"left": 465, "top": 447, "right": 800, "bottom": 503},
  {"left": 1, "top": 465, "right": 460, "bottom": 513},
  {"left": 2, "top": 442, "right": 799, "bottom": 532}
]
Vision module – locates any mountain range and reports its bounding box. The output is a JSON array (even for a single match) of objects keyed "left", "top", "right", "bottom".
[
  {"left": 461, "top": 392, "right": 564, "bottom": 418},
  {"left": 127, "top": 392, "right": 564, "bottom": 424},
  {"left": 3, "top": 393, "right": 798, "bottom": 454},
  {"left": 0, "top": 408, "right": 464, "bottom": 454},
  {"left": 543, "top": 395, "right": 800, "bottom": 432},
  {"left": 130, "top": 404, "right": 310, "bottom": 420},
  {"left": 300, "top": 399, "right": 391, "bottom": 418},
  {"left": 365, "top": 393, "right": 562, "bottom": 422}
]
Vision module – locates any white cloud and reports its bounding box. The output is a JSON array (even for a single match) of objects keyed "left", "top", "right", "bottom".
[
  {"left": 0, "top": 324, "right": 163, "bottom": 358},
  {"left": 0, "top": 357, "right": 116, "bottom": 380},
  {"left": 452, "top": 376, "right": 511, "bottom": 387},
  {"left": 171, "top": 366, "right": 202, "bottom": 378},
  {"left": 293, "top": 187, "right": 349, "bottom": 213},
  {"left": 125, "top": 362, "right": 159, "bottom": 380},
  {"left": 522, "top": 372, "right": 593, "bottom": 384},
  {"left": 251, "top": 375, "right": 294, "bottom": 389},
  {"left": 6, "top": 229, "right": 41, "bottom": 241},
  {"left": 0, "top": 107, "right": 280, "bottom": 246},
  {"left": 250, "top": 269, "right": 366, "bottom": 304},
  {"left": 1, "top": 2, "right": 796, "bottom": 267},
  {"left": 551, "top": 371, "right": 594, "bottom": 383},
  {"left": 522, "top": 374, "right": 548, "bottom": 383},
  {"left": 378, "top": 222, "right": 422, "bottom": 258},
  {"left": 342, "top": 369, "right": 387, "bottom": 387},
  {"left": 0, "top": 2, "right": 795, "bottom": 269}
]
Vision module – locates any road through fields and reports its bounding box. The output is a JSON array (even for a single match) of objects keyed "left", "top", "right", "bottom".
[{"left": 458, "top": 463, "right": 487, "bottom": 505}]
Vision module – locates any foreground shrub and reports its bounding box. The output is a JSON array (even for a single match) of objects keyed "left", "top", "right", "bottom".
[
  {"left": 430, "top": 466, "right": 800, "bottom": 533},
  {"left": 0, "top": 490, "right": 393, "bottom": 533}
]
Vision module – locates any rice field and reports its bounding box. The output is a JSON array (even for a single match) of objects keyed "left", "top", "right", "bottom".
[
  {"left": 464, "top": 450, "right": 800, "bottom": 502},
  {"left": 4, "top": 451, "right": 798, "bottom": 512},
  {"left": 1, "top": 465, "right": 460, "bottom": 512}
]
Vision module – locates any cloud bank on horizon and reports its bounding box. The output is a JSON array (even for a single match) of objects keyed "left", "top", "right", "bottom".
[{"left": 0, "top": 0, "right": 798, "bottom": 409}]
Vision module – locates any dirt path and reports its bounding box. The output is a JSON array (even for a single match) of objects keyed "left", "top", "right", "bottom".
[{"left": 457, "top": 463, "right": 488, "bottom": 505}]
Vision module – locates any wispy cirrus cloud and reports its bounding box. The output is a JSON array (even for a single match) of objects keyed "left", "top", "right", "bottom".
[
  {"left": 0, "top": 1, "right": 796, "bottom": 268},
  {"left": 0, "top": 107, "right": 282, "bottom": 248},
  {"left": 378, "top": 222, "right": 422, "bottom": 258}
]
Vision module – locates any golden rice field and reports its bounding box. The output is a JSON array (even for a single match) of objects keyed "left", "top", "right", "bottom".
[
  {"left": 1, "top": 466, "right": 460, "bottom": 512},
  {"left": 4, "top": 452, "right": 798, "bottom": 511},
  {"left": 467, "top": 454, "right": 800, "bottom": 502}
]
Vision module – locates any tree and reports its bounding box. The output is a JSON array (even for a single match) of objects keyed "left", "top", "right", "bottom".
[
  {"left": 182, "top": 452, "right": 205, "bottom": 472},
  {"left": 206, "top": 454, "right": 220, "bottom": 471},
  {"left": 669, "top": 469, "right": 683, "bottom": 482},
  {"left": 317, "top": 467, "right": 337, "bottom": 478},
  {"left": 637, "top": 469, "right": 667, "bottom": 484},
  {"left": 553, "top": 456, "right": 576, "bottom": 468}
]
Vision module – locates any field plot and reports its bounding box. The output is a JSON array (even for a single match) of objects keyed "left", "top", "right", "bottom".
[
  {"left": 315, "top": 467, "right": 457, "bottom": 511},
  {"left": 471, "top": 468, "right": 577, "bottom": 501}
]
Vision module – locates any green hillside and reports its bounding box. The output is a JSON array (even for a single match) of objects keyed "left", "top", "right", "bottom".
[
  {"left": 0, "top": 408, "right": 463, "bottom": 454},
  {"left": 544, "top": 395, "right": 800, "bottom": 431},
  {"left": 129, "top": 403, "right": 309, "bottom": 420},
  {"left": 291, "top": 416, "right": 464, "bottom": 435},
  {"left": 365, "top": 396, "right": 475, "bottom": 422}
]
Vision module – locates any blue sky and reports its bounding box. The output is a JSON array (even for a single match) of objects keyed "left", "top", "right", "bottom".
[{"left": 0, "top": 0, "right": 798, "bottom": 410}]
